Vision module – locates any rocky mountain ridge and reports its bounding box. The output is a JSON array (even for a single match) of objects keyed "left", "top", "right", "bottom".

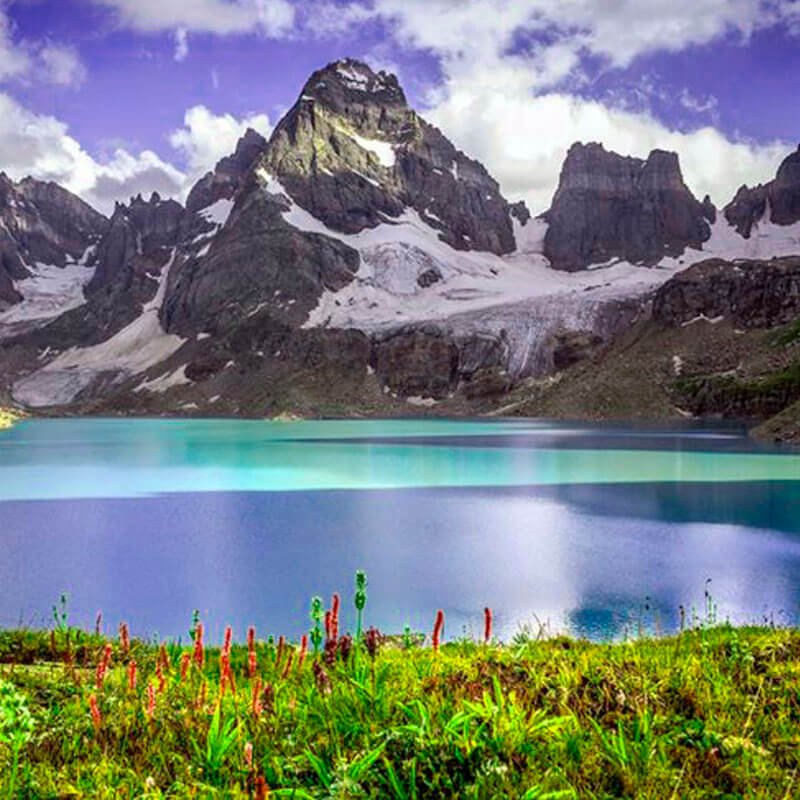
[{"left": 0, "top": 59, "right": 798, "bottom": 438}]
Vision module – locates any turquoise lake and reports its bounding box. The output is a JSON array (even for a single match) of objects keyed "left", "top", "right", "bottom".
[{"left": 1, "top": 418, "right": 799, "bottom": 642}]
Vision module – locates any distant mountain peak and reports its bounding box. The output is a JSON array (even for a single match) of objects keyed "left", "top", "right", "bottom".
[{"left": 301, "top": 59, "right": 406, "bottom": 109}]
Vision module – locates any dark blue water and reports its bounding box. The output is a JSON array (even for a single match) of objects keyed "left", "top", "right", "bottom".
[{"left": 1, "top": 419, "right": 799, "bottom": 642}]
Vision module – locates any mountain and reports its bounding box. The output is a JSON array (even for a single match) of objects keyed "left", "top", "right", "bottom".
[
  {"left": 0, "top": 173, "right": 107, "bottom": 309},
  {"left": 724, "top": 144, "right": 800, "bottom": 237},
  {"left": 543, "top": 142, "right": 714, "bottom": 271},
  {"left": 0, "top": 58, "right": 798, "bottom": 438}
]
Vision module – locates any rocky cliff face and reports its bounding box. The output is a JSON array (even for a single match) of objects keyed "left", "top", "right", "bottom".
[
  {"left": 653, "top": 256, "right": 800, "bottom": 329},
  {"left": 725, "top": 145, "right": 800, "bottom": 237},
  {"left": 261, "top": 59, "right": 517, "bottom": 253},
  {"left": 0, "top": 173, "right": 107, "bottom": 306},
  {"left": 543, "top": 143, "right": 713, "bottom": 271}
]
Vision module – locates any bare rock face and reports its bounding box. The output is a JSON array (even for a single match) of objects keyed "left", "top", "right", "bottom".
[
  {"left": 653, "top": 256, "right": 800, "bottom": 328},
  {"left": 370, "top": 325, "right": 510, "bottom": 399},
  {"left": 0, "top": 173, "right": 107, "bottom": 306},
  {"left": 260, "top": 59, "right": 517, "bottom": 254},
  {"left": 185, "top": 128, "right": 267, "bottom": 215},
  {"left": 543, "top": 143, "right": 712, "bottom": 271},
  {"left": 725, "top": 145, "right": 800, "bottom": 237}
]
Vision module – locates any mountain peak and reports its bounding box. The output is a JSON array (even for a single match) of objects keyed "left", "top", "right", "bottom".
[
  {"left": 300, "top": 58, "right": 406, "bottom": 109},
  {"left": 544, "top": 142, "right": 710, "bottom": 270}
]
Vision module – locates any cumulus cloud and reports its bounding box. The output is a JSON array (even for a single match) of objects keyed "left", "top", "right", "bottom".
[
  {"left": 0, "top": 92, "right": 185, "bottom": 213},
  {"left": 427, "top": 72, "right": 789, "bottom": 213},
  {"left": 90, "top": 0, "right": 295, "bottom": 37},
  {"left": 0, "top": 8, "right": 87, "bottom": 88},
  {"left": 169, "top": 104, "right": 272, "bottom": 180},
  {"left": 38, "top": 43, "right": 88, "bottom": 87}
]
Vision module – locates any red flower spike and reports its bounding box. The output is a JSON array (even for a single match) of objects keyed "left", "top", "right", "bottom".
[
  {"left": 297, "top": 634, "right": 308, "bottom": 672},
  {"left": 432, "top": 609, "right": 445, "bottom": 652},
  {"left": 88, "top": 694, "right": 102, "bottom": 732},
  {"left": 127, "top": 659, "right": 137, "bottom": 691},
  {"left": 255, "top": 775, "right": 269, "bottom": 800},
  {"left": 180, "top": 652, "right": 191, "bottom": 681},
  {"left": 193, "top": 623, "right": 205, "bottom": 669},
  {"left": 251, "top": 678, "right": 263, "bottom": 716},
  {"left": 119, "top": 622, "right": 130, "bottom": 654},
  {"left": 484, "top": 607, "right": 493, "bottom": 644}
]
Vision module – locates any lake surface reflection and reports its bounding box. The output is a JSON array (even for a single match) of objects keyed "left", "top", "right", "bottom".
[{"left": 1, "top": 419, "right": 798, "bottom": 642}]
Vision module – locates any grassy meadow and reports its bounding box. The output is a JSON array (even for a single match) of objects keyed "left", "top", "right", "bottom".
[{"left": 0, "top": 585, "right": 799, "bottom": 799}]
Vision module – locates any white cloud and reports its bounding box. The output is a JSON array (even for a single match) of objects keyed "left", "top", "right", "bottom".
[
  {"left": 173, "top": 28, "right": 189, "bottom": 61},
  {"left": 0, "top": 92, "right": 185, "bottom": 214},
  {"left": 426, "top": 70, "right": 789, "bottom": 213},
  {"left": 38, "top": 43, "right": 88, "bottom": 88},
  {"left": 90, "top": 0, "right": 295, "bottom": 37},
  {"left": 0, "top": 9, "right": 30, "bottom": 80},
  {"left": 169, "top": 104, "right": 272, "bottom": 179}
]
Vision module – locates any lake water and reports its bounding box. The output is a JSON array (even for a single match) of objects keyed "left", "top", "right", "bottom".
[{"left": 1, "top": 418, "right": 799, "bottom": 643}]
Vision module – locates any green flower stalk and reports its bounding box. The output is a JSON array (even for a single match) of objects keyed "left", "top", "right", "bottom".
[
  {"left": 309, "top": 596, "right": 324, "bottom": 656},
  {"left": 354, "top": 570, "right": 368, "bottom": 643}
]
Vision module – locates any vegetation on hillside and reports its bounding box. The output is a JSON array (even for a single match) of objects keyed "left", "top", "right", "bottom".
[{"left": 1, "top": 580, "right": 798, "bottom": 798}]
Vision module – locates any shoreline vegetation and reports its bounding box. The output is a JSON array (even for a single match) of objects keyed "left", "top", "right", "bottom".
[
  {"left": 1, "top": 587, "right": 798, "bottom": 798},
  {"left": 0, "top": 407, "right": 19, "bottom": 430}
]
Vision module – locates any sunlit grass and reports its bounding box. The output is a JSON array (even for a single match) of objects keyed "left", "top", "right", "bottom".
[{"left": 1, "top": 595, "right": 798, "bottom": 798}]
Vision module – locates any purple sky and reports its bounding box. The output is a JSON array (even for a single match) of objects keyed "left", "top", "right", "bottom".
[{"left": 0, "top": 1, "right": 797, "bottom": 214}]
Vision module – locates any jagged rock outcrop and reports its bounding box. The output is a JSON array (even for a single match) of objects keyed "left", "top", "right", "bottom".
[
  {"left": 185, "top": 128, "right": 267, "bottom": 215},
  {"left": 543, "top": 143, "right": 713, "bottom": 271},
  {"left": 653, "top": 256, "right": 800, "bottom": 328},
  {"left": 725, "top": 145, "right": 800, "bottom": 237},
  {"left": 260, "top": 59, "right": 517, "bottom": 254},
  {"left": 0, "top": 173, "right": 107, "bottom": 306}
]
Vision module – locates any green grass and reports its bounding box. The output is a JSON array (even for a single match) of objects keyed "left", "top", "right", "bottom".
[{"left": 1, "top": 622, "right": 799, "bottom": 798}]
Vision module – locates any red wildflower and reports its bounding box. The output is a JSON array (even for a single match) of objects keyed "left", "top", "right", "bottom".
[
  {"left": 88, "top": 694, "right": 102, "bottom": 732},
  {"left": 95, "top": 643, "right": 113, "bottom": 689},
  {"left": 127, "top": 659, "right": 137, "bottom": 691},
  {"left": 193, "top": 622, "right": 205, "bottom": 669},
  {"left": 251, "top": 678, "right": 263, "bottom": 716},
  {"left": 324, "top": 610, "right": 332, "bottom": 642},
  {"left": 247, "top": 626, "right": 256, "bottom": 653},
  {"left": 280, "top": 649, "right": 294, "bottom": 681},
  {"left": 255, "top": 775, "right": 270, "bottom": 800},
  {"left": 156, "top": 663, "right": 166, "bottom": 694},
  {"left": 484, "top": 607, "right": 493, "bottom": 644},
  {"left": 432, "top": 609, "right": 445, "bottom": 652},
  {"left": 244, "top": 741, "right": 253, "bottom": 769},
  {"left": 118, "top": 622, "right": 130, "bottom": 654},
  {"left": 297, "top": 635, "right": 308, "bottom": 672},
  {"left": 248, "top": 649, "right": 258, "bottom": 679},
  {"left": 180, "top": 652, "right": 191, "bottom": 681},
  {"left": 223, "top": 626, "right": 233, "bottom": 657},
  {"left": 158, "top": 644, "right": 170, "bottom": 674}
]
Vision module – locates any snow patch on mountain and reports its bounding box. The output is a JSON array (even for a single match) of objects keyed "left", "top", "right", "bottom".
[
  {"left": 0, "top": 262, "right": 94, "bottom": 333},
  {"left": 13, "top": 250, "right": 186, "bottom": 407},
  {"left": 350, "top": 132, "right": 396, "bottom": 168},
  {"left": 199, "top": 198, "right": 234, "bottom": 227}
]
